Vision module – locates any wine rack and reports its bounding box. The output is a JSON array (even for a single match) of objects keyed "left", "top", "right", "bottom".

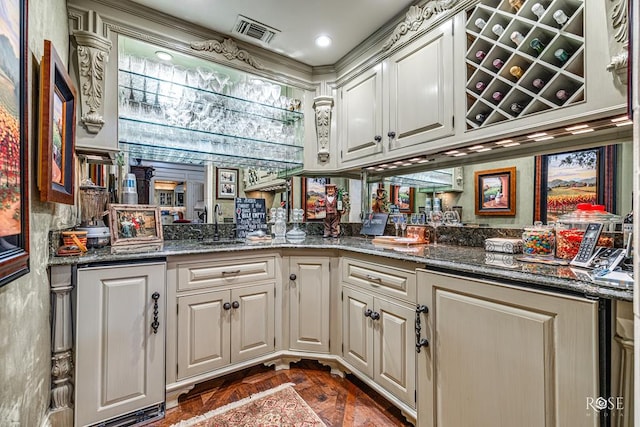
[{"left": 465, "top": 0, "right": 584, "bottom": 129}]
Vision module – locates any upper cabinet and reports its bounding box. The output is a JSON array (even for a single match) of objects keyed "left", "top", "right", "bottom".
[{"left": 338, "top": 20, "right": 454, "bottom": 166}]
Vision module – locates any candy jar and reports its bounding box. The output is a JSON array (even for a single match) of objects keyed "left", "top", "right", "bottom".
[
  {"left": 555, "top": 204, "right": 620, "bottom": 259},
  {"left": 522, "top": 221, "right": 555, "bottom": 258}
]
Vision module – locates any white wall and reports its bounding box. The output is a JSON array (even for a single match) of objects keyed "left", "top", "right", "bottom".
[{"left": 0, "top": 1, "right": 72, "bottom": 425}]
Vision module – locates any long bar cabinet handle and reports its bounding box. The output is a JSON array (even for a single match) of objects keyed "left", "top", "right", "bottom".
[
  {"left": 415, "top": 304, "right": 429, "bottom": 352},
  {"left": 151, "top": 292, "right": 160, "bottom": 334}
]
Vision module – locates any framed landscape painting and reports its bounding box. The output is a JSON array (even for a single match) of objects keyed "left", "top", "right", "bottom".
[
  {"left": 302, "top": 177, "right": 328, "bottom": 220},
  {"left": 0, "top": 0, "right": 29, "bottom": 287},
  {"left": 534, "top": 146, "right": 616, "bottom": 223},
  {"left": 474, "top": 167, "right": 516, "bottom": 216}
]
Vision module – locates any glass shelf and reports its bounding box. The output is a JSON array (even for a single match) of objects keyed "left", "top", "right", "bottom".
[
  {"left": 118, "top": 117, "right": 304, "bottom": 170},
  {"left": 117, "top": 36, "right": 305, "bottom": 171},
  {"left": 384, "top": 170, "right": 454, "bottom": 188}
]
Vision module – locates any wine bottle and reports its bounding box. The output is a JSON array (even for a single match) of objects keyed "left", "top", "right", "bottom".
[
  {"left": 529, "top": 38, "right": 545, "bottom": 54},
  {"left": 492, "top": 91, "right": 504, "bottom": 102},
  {"left": 531, "top": 3, "right": 545, "bottom": 19},
  {"left": 475, "top": 18, "right": 487, "bottom": 30},
  {"left": 492, "top": 58, "right": 504, "bottom": 70},
  {"left": 553, "top": 10, "right": 569, "bottom": 26},
  {"left": 554, "top": 48, "right": 570, "bottom": 63},
  {"left": 475, "top": 50, "right": 486, "bottom": 61},
  {"left": 510, "top": 31, "right": 525, "bottom": 46},
  {"left": 532, "top": 78, "right": 545, "bottom": 89},
  {"left": 475, "top": 81, "right": 486, "bottom": 92},
  {"left": 509, "top": 65, "right": 524, "bottom": 79},
  {"left": 492, "top": 24, "right": 504, "bottom": 37}
]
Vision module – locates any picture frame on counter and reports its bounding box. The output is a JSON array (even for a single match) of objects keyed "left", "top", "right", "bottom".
[
  {"left": 390, "top": 185, "right": 414, "bottom": 213},
  {"left": 216, "top": 167, "right": 238, "bottom": 199},
  {"left": 0, "top": 0, "right": 29, "bottom": 287},
  {"left": 474, "top": 167, "right": 516, "bottom": 216},
  {"left": 108, "top": 204, "right": 163, "bottom": 246},
  {"left": 38, "top": 39, "right": 76, "bottom": 205},
  {"left": 533, "top": 146, "right": 616, "bottom": 223},
  {"left": 302, "top": 177, "right": 329, "bottom": 221}
]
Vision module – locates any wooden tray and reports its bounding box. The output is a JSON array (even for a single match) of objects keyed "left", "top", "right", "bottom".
[{"left": 372, "top": 236, "right": 428, "bottom": 246}]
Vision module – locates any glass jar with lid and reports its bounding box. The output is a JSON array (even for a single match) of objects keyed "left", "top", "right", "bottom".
[
  {"left": 522, "top": 221, "right": 555, "bottom": 258},
  {"left": 555, "top": 203, "right": 620, "bottom": 259}
]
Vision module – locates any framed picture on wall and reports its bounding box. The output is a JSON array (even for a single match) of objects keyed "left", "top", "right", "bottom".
[
  {"left": 474, "top": 167, "right": 516, "bottom": 216},
  {"left": 38, "top": 40, "right": 76, "bottom": 205},
  {"left": 216, "top": 167, "right": 238, "bottom": 199},
  {"left": 390, "top": 186, "right": 414, "bottom": 213},
  {"left": 302, "top": 177, "right": 329, "bottom": 220},
  {"left": 534, "top": 146, "right": 616, "bottom": 223},
  {"left": 0, "top": 0, "right": 29, "bottom": 287}
]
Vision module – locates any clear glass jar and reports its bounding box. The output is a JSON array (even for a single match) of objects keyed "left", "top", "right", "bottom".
[
  {"left": 522, "top": 221, "right": 555, "bottom": 257},
  {"left": 555, "top": 204, "right": 620, "bottom": 259}
]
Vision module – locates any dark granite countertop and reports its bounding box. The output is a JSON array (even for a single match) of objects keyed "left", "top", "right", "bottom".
[{"left": 49, "top": 236, "right": 633, "bottom": 301}]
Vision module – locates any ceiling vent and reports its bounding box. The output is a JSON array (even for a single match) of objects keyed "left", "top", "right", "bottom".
[{"left": 233, "top": 15, "right": 279, "bottom": 44}]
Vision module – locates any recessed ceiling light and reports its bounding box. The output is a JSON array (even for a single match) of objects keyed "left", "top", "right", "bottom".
[
  {"left": 315, "top": 35, "right": 332, "bottom": 48},
  {"left": 565, "top": 124, "right": 589, "bottom": 131},
  {"left": 387, "top": 165, "right": 398, "bottom": 169},
  {"left": 615, "top": 120, "right": 633, "bottom": 127},
  {"left": 477, "top": 148, "right": 492, "bottom": 152},
  {"left": 535, "top": 136, "right": 554, "bottom": 141},
  {"left": 495, "top": 139, "right": 513, "bottom": 145},
  {"left": 453, "top": 152, "right": 468, "bottom": 157},
  {"left": 469, "top": 145, "right": 484, "bottom": 150},
  {"left": 155, "top": 51, "right": 173, "bottom": 61},
  {"left": 417, "top": 159, "right": 430, "bottom": 163},
  {"left": 445, "top": 150, "right": 459, "bottom": 155},
  {"left": 409, "top": 158, "right": 421, "bottom": 162},
  {"left": 503, "top": 142, "right": 521, "bottom": 147},
  {"left": 571, "top": 128, "right": 594, "bottom": 135}
]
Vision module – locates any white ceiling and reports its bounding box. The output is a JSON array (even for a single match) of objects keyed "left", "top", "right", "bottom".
[{"left": 127, "top": 0, "right": 418, "bottom": 66}]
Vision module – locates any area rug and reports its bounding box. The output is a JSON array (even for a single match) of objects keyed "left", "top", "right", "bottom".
[{"left": 170, "top": 382, "right": 326, "bottom": 427}]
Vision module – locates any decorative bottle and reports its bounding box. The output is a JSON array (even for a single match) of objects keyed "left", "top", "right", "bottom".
[
  {"left": 623, "top": 195, "right": 633, "bottom": 244},
  {"left": 273, "top": 207, "right": 287, "bottom": 238}
]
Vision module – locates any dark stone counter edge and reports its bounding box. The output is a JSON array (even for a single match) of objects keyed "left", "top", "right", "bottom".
[{"left": 48, "top": 238, "right": 633, "bottom": 302}]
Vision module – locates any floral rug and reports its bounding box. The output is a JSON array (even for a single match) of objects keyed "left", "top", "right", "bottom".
[{"left": 170, "top": 382, "right": 326, "bottom": 427}]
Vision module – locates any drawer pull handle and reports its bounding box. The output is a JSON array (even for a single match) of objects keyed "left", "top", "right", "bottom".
[
  {"left": 222, "top": 270, "right": 241, "bottom": 276},
  {"left": 223, "top": 302, "right": 231, "bottom": 310},
  {"left": 374, "top": 135, "right": 382, "bottom": 143},
  {"left": 232, "top": 301, "right": 240, "bottom": 309},
  {"left": 151, "top": 292, "right": 160, "bottom": 334},
  {"left": 365, "top": 274, "right": 382, "bottom": 285}
]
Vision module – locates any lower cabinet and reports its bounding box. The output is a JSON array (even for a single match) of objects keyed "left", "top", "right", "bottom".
[
  {"left": 75, "top": 263, "right": 166, "bottom": 427},
  {"left": 177, "top": 282, "right": 275, "bottom": 380},
  {"left": 416, "top": 269, "right": 599, "bottom": 427},
  {"left": 288, "top": 256, "right": 330, "bottom": 353},
  {"left": 342, "top": 286, "right": 416, "bottom": 408}
]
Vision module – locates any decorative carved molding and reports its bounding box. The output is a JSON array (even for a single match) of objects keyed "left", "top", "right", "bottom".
[
  {"left": 51, "top": 351, "right": 74, "bottom": 409},
  {"left": 73, "top": 30, "right": 112, "bottom": 133},
  {"left": 313, "top": 96, "right": 334, "bottom": 162},
  {"left": 190, "top": 38, "right": 264, "bottom": 70},
  {"left": 383, "top": 0, "right": 459, "bottom": 51},
  {"left": 606, "top": 0, "right": 629, "bottom": 83}
]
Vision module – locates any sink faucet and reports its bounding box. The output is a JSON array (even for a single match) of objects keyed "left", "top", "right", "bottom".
[{"left": 213, "top": 204, "right": 222, "bottom": 241}]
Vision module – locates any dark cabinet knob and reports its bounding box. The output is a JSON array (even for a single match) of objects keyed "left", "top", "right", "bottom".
[
  {"left": 416, "top": 338, "right": 429, "bottom": 350},
  {"left": 387, "top": 131, "right": 396, "bottom": 139},
  {"left": 290, "top": 273, "right": 297, "bottom": 281},
  {"left": 364, "top": 309, "right": 373, "bottom": 318},
  {"left": 232, "top": 301, "right": 240, "bottom": 309},
  {"left": 223, "top": 302, "right": 231, "bottom": 310},
  {"left": 416, "top": 304, "right": 429, "bottom": 314},
  {"left": 374, "top": 135, "right": 382, "bottom": 142},
  {"left": 370, "top": 311, "right": 380, "bottom": 320}
]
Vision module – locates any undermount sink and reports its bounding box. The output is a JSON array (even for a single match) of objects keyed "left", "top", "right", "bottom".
[{"left": 198, "top": 239, "right": 244, "bottom": 246}]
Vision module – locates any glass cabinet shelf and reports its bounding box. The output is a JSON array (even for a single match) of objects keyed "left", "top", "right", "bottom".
[
  {"left": 384, "top": 169, "right": 454, "bottom": 188},
  {"left": 117, "top": 36, "right": 304, "bottom": 170}
]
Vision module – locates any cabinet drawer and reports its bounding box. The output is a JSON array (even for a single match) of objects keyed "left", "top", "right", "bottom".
[
  {"left": 177, "top": 256, "right": 276, "bottom": 291},
  {"left": 341, "top": 257, "right": 415, "bottom": 301}
]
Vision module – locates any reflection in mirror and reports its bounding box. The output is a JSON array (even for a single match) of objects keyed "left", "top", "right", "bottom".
[{"left": 367, "top": 140, "right": 632, "bottom": 228}]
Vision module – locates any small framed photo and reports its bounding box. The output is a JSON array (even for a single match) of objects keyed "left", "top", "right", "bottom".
[
  {"left": 302, "top": 177, "right": 329, "bottom": 220},
  {"left": 474, "top": 167, "right": 516, "bottom": 216},
  {"left": 216, "top": 167, "right": 238, "bottom": 199},
  {"left": 38, "top": 40, "right": 76, "bottom": 205},
  {"left": 390, "top": 185, "right": 415, "bottom": 213},
  {"left": 108, "top": 204, "right": 163, "bottom": 246}
]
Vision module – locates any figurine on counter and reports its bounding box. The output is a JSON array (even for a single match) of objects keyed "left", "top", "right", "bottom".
[
  {"left": 372, "top": 187, "right": 389, "bottom": 213},
  {"left": 323, "top": 184, "right": 347, "bottom": 238}
]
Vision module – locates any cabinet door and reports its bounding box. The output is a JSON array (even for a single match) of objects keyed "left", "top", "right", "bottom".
[
  {"left": 416, "top": 270, "right": 598, "bottom": 427},
  {"left": 177, "top": 289, "right": 231, "bottom": 379},
  {"left": 75, "top": 263, "right": 165, "bottom": 427},
  {"left": 387, "top": 20, "right": 454, "bottom": 152},
  {"left": 342, "top": 287, "right": 375, "bottom": 378},
  {"left": 374, "top": 298, "right": 416, "bottom": 408},
  {"left": 231, "top": 283, "right": 275, "bottom": 363},
  {"left": 339, "top": 64, "right": 383, "bottom": 163},
  {"left": 289, "top": 257, "right": 331, "bottom": 352}
]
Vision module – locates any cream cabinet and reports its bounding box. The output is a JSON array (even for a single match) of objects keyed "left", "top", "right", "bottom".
[
  {"left": 340, "top": 255, "right": 418, "bottom": 409},
  {"left": 75, "top": 263, "right": 166, "bottom": 427},
  {"left": 177, "top": 283, "right": 275, "bottom": 380},
  {"left": 338, "top": 19, "right": 454, "bottom": 167},
  {"left": 166, "top": 252, "right": 280, "bottom": 404},
  {"left": 416, "top": 269, "right": 598, "bottom": 427},
  {"left": 342, "top": 286, "right": 416, "bottom": 408},
  {"left": 288, "top": 256, "right": 331, "bottom": 353}
]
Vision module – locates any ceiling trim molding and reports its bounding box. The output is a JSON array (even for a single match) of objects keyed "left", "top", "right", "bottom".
[
  {"left": 190, "top": 38, "right": 264, "bottom": 70},
  {"left": 382, "top": 0, "right": 462, "bottom": 51}
]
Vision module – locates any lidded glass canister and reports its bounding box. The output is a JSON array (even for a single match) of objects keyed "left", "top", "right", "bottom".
[
  {"left": 522, "top": 221, "right": 555, "bottom": 258},
  {"left": 555, "top": 204, "right": 620, "bottom": 259}
]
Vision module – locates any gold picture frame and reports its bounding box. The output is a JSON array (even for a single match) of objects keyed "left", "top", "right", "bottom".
[{"left": 108, "top": 204, "right": 163, "bottom": 246}]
